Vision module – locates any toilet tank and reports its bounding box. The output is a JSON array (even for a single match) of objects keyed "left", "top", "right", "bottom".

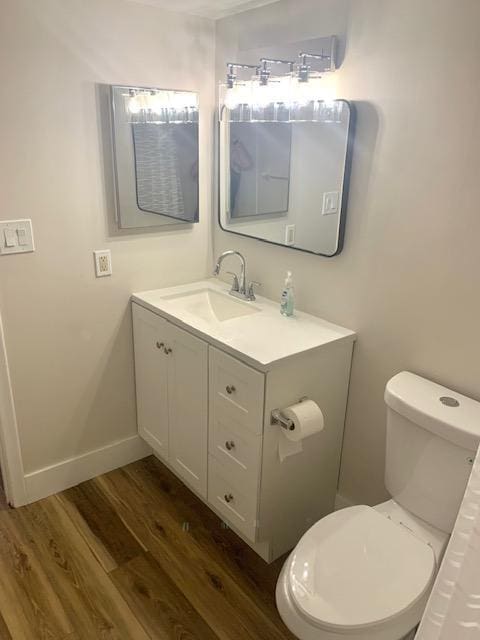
[{"left": 384, "top": 372, "right": 480, "bottom": 533}]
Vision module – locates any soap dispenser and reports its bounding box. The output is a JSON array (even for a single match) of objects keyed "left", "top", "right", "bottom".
[{"left": 280, "top": 271, "right": 295, "bottom": 317}]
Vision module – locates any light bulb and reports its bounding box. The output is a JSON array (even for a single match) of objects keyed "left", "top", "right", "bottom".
[
  {"left": 128, "top": 95, "right": 141, "bottom": 114},
  {"left": 224, "top": 87, "right": 240, "bottom": 110},
  {"left": 148, "top": 91, "right": 169, "bottom": 113},
  {"left": 188, "top": 93, "right": 199, "bottom": 109},
  {"left": 170, "top": 91, "right": 189, "bottom": 111},
  {"left": 253, "top": 83, "right": 273, "bottom": 108},
  {"left": 293, "top": 81, "right": 314, "bottom": 106}
]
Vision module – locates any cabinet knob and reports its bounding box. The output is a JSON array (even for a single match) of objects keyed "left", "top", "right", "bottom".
[
  {"left": 225, "top": 440, "right": 235, "bottom": 451},
  {"left": 156, "top": 341, "right": 165, "bottom": 349},
  {"left": 164, "top": 346, "right": 173, "bottom": 355},
  {"left": 226, "top": 385, "right": 236, "bottom": 395},
  {"left": 224, "top": 493, "right": 234, "bottom": 503}
]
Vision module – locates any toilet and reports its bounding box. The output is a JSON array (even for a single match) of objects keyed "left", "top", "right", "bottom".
[{"left": 276, "top": 371, "right": 480, "bottom": 640}]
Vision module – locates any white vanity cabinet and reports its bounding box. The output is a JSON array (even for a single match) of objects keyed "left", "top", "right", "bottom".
[
  {"left": 133, "top": 304, "right": 208, "bottom": 498},
  {"left": 132, "top": 281, "right": 355, "bottom": 563}
]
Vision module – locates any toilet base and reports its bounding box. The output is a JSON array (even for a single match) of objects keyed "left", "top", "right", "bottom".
[{"left": 276, "top": 558, "right": 423, "bottom": 640}]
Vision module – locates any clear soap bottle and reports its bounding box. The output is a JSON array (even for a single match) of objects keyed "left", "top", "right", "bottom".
[{"left": 280, "top": 271, "right": 295, "bottom": 317}]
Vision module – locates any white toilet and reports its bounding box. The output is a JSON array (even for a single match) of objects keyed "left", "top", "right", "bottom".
[{"left": 276, "top": 371, "right": 480, "bottom": 640}]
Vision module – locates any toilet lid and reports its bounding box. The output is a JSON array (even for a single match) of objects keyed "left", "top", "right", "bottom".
[{"left": 288, "top": 505, "right": 436, "bottom": 632}]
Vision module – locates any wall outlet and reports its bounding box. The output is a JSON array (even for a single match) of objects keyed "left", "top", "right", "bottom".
[{"left": 93, "top": 250, "right": 112, "bottom": 277}]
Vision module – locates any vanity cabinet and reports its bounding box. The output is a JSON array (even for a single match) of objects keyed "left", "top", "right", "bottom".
[
  {"left": 132, "top": 286, "right": 355, "bottom": 563},
  {"left": 133, "top": 304, "right": 208, "bottom": 497}
]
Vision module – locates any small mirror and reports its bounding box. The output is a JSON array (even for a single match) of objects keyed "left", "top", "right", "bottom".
[
  {"left": 111, "top": 85, "right": 199, "bottom": 229},
  {"left": 219, "top": 100, "right": 354, "bottom": 255}
]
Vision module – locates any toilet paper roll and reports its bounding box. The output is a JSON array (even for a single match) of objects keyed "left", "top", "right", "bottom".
[{"left": 278, "top": 399, "right": 325, "bottom": 462}]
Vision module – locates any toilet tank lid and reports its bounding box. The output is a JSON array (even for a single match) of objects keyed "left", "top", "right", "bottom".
[{"left": 385, "top": 372, "right": 480, "bottom": 452}]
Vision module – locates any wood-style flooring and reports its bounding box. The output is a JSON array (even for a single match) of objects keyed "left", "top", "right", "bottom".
[
  {"left": 0, "top": 456, "right": 295, "bottom": 639},
  {"left": 0, "top": 471, "right": 7, "bottom": 511}
]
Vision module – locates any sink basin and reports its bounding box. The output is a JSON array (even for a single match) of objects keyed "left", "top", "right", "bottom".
[
  {"left": 133, "top": 279, "right": 356, "bottom": 369},
  {"left": 160, "top": 288, "right": 260, "bottom": 323}
]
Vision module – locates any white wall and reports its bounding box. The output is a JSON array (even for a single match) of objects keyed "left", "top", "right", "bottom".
[
  {"left": 215, "top": 0, "right": 480, "bottom": 505},
  {"left": 0, "top": 0, "right": 214, "bottom": 482}
]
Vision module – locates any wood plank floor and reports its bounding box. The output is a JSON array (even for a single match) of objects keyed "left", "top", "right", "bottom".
[
  {"left": 0, "top": 471, "right": 7, "bottom": 511},
  {"left": 0, "top": 456, "right": 295, "bottom": 640}
]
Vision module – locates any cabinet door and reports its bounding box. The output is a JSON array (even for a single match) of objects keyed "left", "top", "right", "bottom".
[
  {"left": 132, "top": 304, "right": 169, "bottom": 461},
  {"left": 166, "top": 323, "right": 208, "bottom": 498}
]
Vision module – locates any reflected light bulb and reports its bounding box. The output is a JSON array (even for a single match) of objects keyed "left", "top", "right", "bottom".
[
  {"left": 171, "top": 92, "right": 189, "bottom": 111},
  {"left": 128, "top": 95, "right": 141, "bottom": 114},
  {"left": 148, "top": 92, "right": 167, "bottom": 113}
]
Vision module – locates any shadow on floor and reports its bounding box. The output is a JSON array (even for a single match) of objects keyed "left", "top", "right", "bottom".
[{"left": 0, "top": 471, "right": 8, "bottom": 510}]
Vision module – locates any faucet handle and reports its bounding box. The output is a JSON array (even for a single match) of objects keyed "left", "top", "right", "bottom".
[
  {"left": 226, "top": 271, "right": 240, "bottom": 292},
  {"left": 247, "top": 281, "right": 261, "bottom": 300}
]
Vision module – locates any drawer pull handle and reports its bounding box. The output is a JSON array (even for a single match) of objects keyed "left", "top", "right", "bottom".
[
  {"left": 226, "top": 385, "right": 236, "bottom": 395},
  {"left": 156, "top": 342, "right": 165, "bottom": 349},
  {"left": 164, "top": 346, "right": 173, "bottom": 355},
  {"left": 224, "top": 493, "right": 234, "bottom": 503},
  {"left": 225, "top": 440, "right": 235, "bottom": 451}
]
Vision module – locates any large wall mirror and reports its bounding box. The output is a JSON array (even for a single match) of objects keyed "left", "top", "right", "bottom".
[
  {"left": 219, "top": 99, "right": 354, "bottom": 256},
  {"left": 111, "top": 85, "right": 199, "bottom": 229}
]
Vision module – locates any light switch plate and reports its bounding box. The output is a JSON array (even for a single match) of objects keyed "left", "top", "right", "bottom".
[
  {"left": 285, "top": 224, "right": 296, "bottom": 246},
  {"left": 322, "top": 191, "right": 340, "bottom": 215},
  {"left": 0, "top": 219, "right": 35, "bottom": 255}
]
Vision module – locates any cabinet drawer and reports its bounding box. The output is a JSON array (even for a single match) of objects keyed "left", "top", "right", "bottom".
[
  {"left": 209, "top": 347, "right": 265, "bottom": 436},
  {"left": 208, "top": 456, "right": 258, "bottom": 542},
  {"left": 209, "top": 407, "right": 261, "bottom": 489}
]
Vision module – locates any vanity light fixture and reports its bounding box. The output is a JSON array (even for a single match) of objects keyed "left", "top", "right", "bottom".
[
  {"left": 226, "top": 62, "right": 260, "bottom": 88},
  {"left": 124, "top": 88, "right": 198, "bottom": 124},
  {"left": 220, "top": 38, "right": 338, "bottom": 121},
  {"left": 259, "top": 58, "right": 295, "bottom": 86},
  {"left": 298, "top": 50, "right": 334, "bottom": 83}
]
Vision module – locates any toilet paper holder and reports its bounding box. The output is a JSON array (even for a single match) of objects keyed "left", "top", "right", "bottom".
[
  {"left": 271, "top": 409, "right": 295, "bottom": 431},
  {"left": 271, "top": 397, "right": 308, "bottom": 431}
]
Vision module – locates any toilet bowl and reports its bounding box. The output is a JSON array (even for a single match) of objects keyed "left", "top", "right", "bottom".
[
  {"left": 276, "top": 502, "right": 445, "bottom": 640},
  {"left": 276, "top": 372, "right": 480, "bottom": 640}
]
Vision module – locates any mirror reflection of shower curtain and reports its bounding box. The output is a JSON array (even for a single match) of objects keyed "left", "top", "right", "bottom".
[{"left": 132, "top": 123, "right": 198, "bottom": 222}]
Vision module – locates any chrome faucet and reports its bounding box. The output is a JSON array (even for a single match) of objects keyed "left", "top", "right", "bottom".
[{"left": 213, "top": 250, "right": 260, "bottom": 301}]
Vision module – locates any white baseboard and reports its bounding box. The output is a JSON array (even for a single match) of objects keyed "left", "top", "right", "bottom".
[
  {"left": 335, "top": 493, "right": 355, "bottom": 511},
  {"left": 24, "top": 435, "right": 151, "bottom": 504}
]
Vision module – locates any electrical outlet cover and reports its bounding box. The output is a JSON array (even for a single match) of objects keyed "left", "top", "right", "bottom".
[{"left": 93, "top": 250, "right": 112, "bottom": 277}]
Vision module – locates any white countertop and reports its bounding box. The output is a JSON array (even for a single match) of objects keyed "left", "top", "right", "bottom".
[{"left": 132, "top": 279, "right": 356, "bottom": 370}]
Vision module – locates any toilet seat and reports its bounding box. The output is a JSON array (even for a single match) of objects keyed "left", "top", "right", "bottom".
[{"left": 287, "top": 505, "right": 436, "bottom": 634}]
